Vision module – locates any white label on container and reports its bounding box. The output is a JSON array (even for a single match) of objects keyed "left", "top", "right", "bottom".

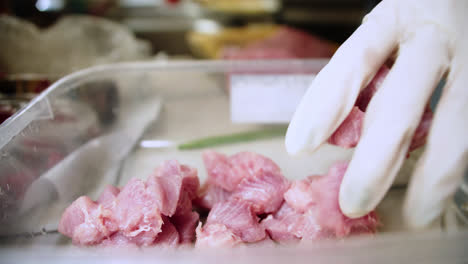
[{"left": 230, "top": 74, "right": 315, "bottom": 123}]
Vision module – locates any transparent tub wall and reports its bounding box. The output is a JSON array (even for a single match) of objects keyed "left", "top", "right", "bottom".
[{"left": 0, "top": 60, "right": 466, "bottom": 260}]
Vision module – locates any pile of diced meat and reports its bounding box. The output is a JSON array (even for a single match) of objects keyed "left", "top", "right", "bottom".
[
  {"left": 195, "top": 152, "right": 378, "bottom": 247},
  {"left": 58, "top": 151, "right": 379, "bottom": 248},
  {"left": 58, "top": 161, "right": 200, "bottom": 247}
]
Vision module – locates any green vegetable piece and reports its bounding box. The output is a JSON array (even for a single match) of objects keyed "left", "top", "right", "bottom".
[{"left": 178, "top": 126, "right": 287, "bottom": 150}]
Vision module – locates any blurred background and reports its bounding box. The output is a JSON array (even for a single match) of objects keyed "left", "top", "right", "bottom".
[{"left": 0, "top": 0, "right": 381, "bottom": 123}]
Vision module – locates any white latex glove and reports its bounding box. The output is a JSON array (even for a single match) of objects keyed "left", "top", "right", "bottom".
[{"left": 285, "top": 0, "right": 468, "bottom": 229}]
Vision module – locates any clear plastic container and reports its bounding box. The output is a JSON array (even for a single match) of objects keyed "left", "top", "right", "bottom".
[{"left": 0, "top": 60, "right": 466, "bottom": 263}]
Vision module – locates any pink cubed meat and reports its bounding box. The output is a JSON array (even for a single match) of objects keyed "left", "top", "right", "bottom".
[
  {"left": 305, "top": 162, "right": 379, "bottom": 236},
  {"left": 149, "top": 160, "right": 199, "bottom": 217},
  {"left": 194, "top": 182, "right": 231, "bottom": 210},
  {"left": 283, "top": 177, "right": 316, "bottom": 214},
  {"left": 153, "top": 216, "right": 180, "bottom": 247},
  {"left": 327, "top": 107, "right": 365, "bottom": 148},
  {"left": 283, "top": 162, "right": 379, "bottom": 239},
  {"left": 61, "top": 152, "right": 382, "bottom": 248},
  {"left": 59, "top": 160, "right": 200, "bottom": 247},
  {"left": 329, "top": 65, "right": 433, "bottom": 150},
  {"left": 261, "top": 213, "right": 300, "bottom": 243},
  {"left": 197, "top": 151, "right": 291, "bottom": 246},
  {"left": 326, "top": 65, "right": 384, "bottom": 149},
  {"left": 202, "top": 151, "right": 281, "bottom": 191},
  {"left": 409, "top": 109, "right": 433, "bottom": 151},
  {"left": 261, "top": 202, "right": 324, "bottom": 243},
  {"left": 111, "top": 178, "right": 164, "bottom": 246},
  {"left": 198, "top": 151, "right": 288, "bottom": 213},
  {"left": 231, "top": 169, "right": 290, "bottom": 214},
  {"left": 355, "top": 66, "right": 389, "bottom": 111},
  {"left": 58, "top": 196, "right": 113, "bottom": 245},
  {"left": 171, "top": 211, "right": 200, "bottom": 244},
  {"left": 195, "top": 223, "right": 243, "bottom": 248},
  {"left": 101, "top": 232, "right": 134, "bottom": 247},
  {"left": 206, "top": 199, "right": 266, "bottom": 243},
  {"left": 96, "top": 185, "right": 120, "bottom": 209}
]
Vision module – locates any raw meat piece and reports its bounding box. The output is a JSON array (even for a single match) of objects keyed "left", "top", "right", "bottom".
[
  {"left": 327, "top": 107, "right": 365, "bottom": 148},
  {"left": 111, "top": 178, "right": 164, "bottom": 246},
  {"left": 96, "top": 185, "right": 120, "bottom": 209},
  {"left": 291, "top": 210, "right": 330, "bottom": 241},
  {"left": 195, "top": 223, "right": 243, "bottom": 248},
  {"left": 101, "top": 223, "right": 178, "bottom": 248},
  {"left": 266, "top": 162, "right": 379, "bottom": 244},
  {"left": 101, "top": 220, "right": 178, "bottom": 248},
  {"left": 355, "top": 66, "right": 389, "bottom": 111},
  {"left": 197, "top": 151, "right": 289, "bottom": 246},
  {"left": 174, "top": 190, "right": 193, "bottom": 216},
  {"left": 229, "top": 152, "right": 281, "bottom": 178},
  {"left": 288, "top": 162, "right": 379, "bottom": 237},
  {"left": 206, "top": 199, "right": 266, "bottom": 243},
  {"left": 409, "top": 109, "right": 433, "bottom": 151},
  {"left": 262, "top": 214, "right": 300, "bottom": 243},
  {"left": 248, "top": 236, "right": 277, "bottom": 248},
  {"left": 194, "top": 182, "right": 231, "bottom": 210},
  {"left": 221, "top": 27, "right": 336, "bottom": 59},
  {"left": 198, "top": 151, "right": 287, "bottom": 212},
  {"left": 171, "top": 211, "right": 200, "bottom": 244},
  {"left": 153, "top": 217, "right": 180, "bottom": 247},
  {"left": 202, "top": 150, "right": 281, "bottom": 191},
  {"left": 101, "top": 232, "right": 137, "bottom": 248},
  {"left": 173, "top": 168, "right": 200, "bottom": 216},
  {"left": 58, "top": 196, "right": 112, "bottom": 245},
  {"left": 261, "top": 202, "right": 323, "bottom": 243},
  {"left": 202, "top": 151, "right": 242, "bottom": 191},
  {"left": 329, "top": 65, "right": 433, "bottom": 150},
  {"left": 274, "top": 201, "right": 297, "bottom": 219},
  {"left": 148, "top": 160, "right": 199, "bottom": 217},
  {"left": 308, "top": 162, "right": 379, "bottom": 236},
  {"left": 180, "top": 166, "right": 201, "bottom": 200},
  {"left": 283, "top": 177, "right": 316, "bottom": 214},
  {"left": 231, "top": 169, "right": 290, "bottom": 214}
]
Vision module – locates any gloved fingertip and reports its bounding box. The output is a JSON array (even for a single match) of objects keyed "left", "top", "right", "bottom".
[
  {"left": 403, "top": 194, "right": 445, "bottom": 230},
  {"left": 339, "top": 183, "right": 374, "bottom": 218},
  {"left": 285, "top": 118, "right": 323, "bottom": 156},
  {"left": 284, "top": 128, "right": 306, "bottom": 156}
]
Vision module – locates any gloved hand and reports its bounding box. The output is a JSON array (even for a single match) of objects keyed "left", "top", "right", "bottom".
[{"left": 285, "top": 0, "right": 468, "bottom": 229}]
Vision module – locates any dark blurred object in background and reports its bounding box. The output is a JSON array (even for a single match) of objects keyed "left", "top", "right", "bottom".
[
  {"left": 0, "top": 0, "right": 118, "bottom": 27},
  {"left": 278, "top": 0, "right": 380, "bottom": 43},
  {"left": 0, "top": 0, "right": 383, "bottom": 124},
  {"left": 0, "top": 13, "right": 149, "bottom": 125},
  {"left": 1, "top": 0, "right": 382, "bottom": 54},
  {"left": 2, "top": 0, "right": 59, "bottom": 27}
]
